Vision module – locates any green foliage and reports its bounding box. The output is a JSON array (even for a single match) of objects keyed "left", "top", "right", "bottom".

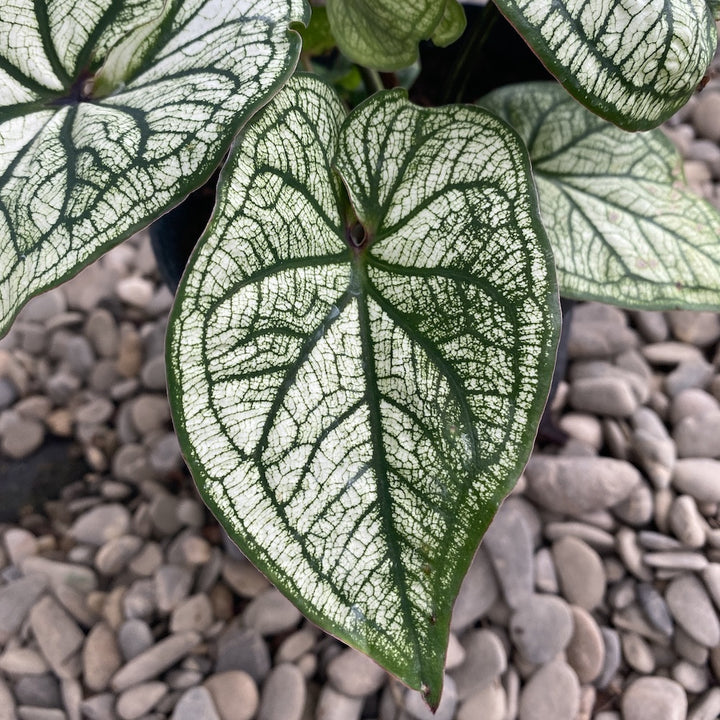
[
  {"left": 494, "top": 0, "right": 718, "bottom": 130},
  {"left": 326, "top": 0, "right": 466, "bottom": 70},
  {"left": 0, "top": 0, "right": 306, "bottom": 335},
  {"left": 481, "top": 82, "right": 720, "bottom": 309},
  {"left": 167, "top": 74, "right": 558, "bottom": 706},
  {"left": 297, "top": 6, "right": 336, "bottom": 57},
  {"left": 0, "top": 0, "right": 719, "bottom": 709}
]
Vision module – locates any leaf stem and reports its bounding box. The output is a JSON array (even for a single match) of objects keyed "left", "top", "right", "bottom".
[
  {"left": 442, "top": 0, "right": 500, "bottom": 104},
  {"left": 300, "top": 52, "right": 314, "bottom": 72},
  {"left": 359, "top": 66, "right": 384, "bottom": 95}
]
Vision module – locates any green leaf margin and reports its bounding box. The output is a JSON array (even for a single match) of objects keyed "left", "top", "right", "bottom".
[
  {"left": 0, "top": 0, "right": 309, "bottom": 336},
  {"left": 481, "top": 81, "right": 720, "bottom": 310},
  {"left": 494, "top": 0, "right": 718, "bottom": 130},
  {"left": 167, "top": 73, "right": 560, "bottom": 707}
]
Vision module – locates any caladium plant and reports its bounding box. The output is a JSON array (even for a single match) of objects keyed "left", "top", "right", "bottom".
[
  {"left": 167, "top": 74, "right": 559, "bottom": 705},
  {"left": 1, "top": 0, "right": 720, "bottom": 708}
]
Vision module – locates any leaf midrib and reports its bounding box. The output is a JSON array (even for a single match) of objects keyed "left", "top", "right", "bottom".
[{"left": 355, "top": 265, "right": 425, "bottom": 682}]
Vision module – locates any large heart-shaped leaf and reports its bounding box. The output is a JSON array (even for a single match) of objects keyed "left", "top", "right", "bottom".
[
  {"left": 481, "top": 82, "right": 720, "bottom": 309},
  {"left": 326, "top": 0, "right": 466, "bottom": 70},
  {"left": 167, "top": 74, "right": 559, "bottom": 705},
  {"left": 494, "top": 0, "right": 718, "bottom": 130},
  {"left": 0, "top": 0, "right": 307, "bottom": 335}
]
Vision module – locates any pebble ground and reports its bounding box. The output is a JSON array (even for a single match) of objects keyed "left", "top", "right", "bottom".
[{"left": 0, "top": 73, "right": 719, "bottom": 720}]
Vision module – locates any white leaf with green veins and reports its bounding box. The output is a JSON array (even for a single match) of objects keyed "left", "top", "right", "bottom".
[
  {"left": 168, "top": 74, "right": 559, "bottom": 706},
  {"left": 494, "top": 0, "right": 718, "bottom": 130},
  {"left": 326, "top": 0, "right": 465, "bottom": 70},
  {"left": 0, "top": 0, "right": 307, "bottom": 335},
  {"left": 481, "top": 82, "right": 720, "bottom": 309}
]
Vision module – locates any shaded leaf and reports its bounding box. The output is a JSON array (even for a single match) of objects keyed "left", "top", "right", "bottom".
[
  {"left": 168, "top": 74, "right": 558, "bottom": 706},
  {"left": 298, "top": 6, "right": 336, "bottom": 57},
  {"left": 326, "top": 0, "right": 465, "bottom": 70},
  {"left": 0, "top": 0, "right": 307, "bottom": 335},
  {"left": 431, "top": 0, "right": 467, "bottom": 47},
  {"left": 481, "top": 82, "right": 720, "bottom": 309},
  {"left": 494, "top": 0, "right": 718, "bottom": 130}
]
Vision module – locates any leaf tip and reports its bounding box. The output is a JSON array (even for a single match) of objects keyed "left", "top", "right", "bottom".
[{"left": 420, "top": 671, "right": 445, "bottom": 712}]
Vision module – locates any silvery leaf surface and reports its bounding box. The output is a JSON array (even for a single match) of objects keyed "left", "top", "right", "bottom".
[
  {"left": 168, "top": 74, "right": 559, "bottom": 706},
  {"left": 326, "top": 0, "right": 465, "bottom": 70},
  {"left": 0, "top": 0, "right": 306, "bottom": 334},
  {"left": 482, "top": 82, "right": 720, "bottom": 309},
  {"left": 494, "top": 0, "right": 718, "bottom": 130}
]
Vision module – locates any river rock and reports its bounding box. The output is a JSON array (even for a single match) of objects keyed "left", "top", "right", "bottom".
[
  {"left": 116, "top": 681, "right": 167, "bottom": 720},
  {"left": 130, "top": 394, "right": 170, "bottom": 435},
  {"left": 95, "top": 535, "right": 143, "bottom": 576},
  {"left": 482, "top": 501, "right": 534, "bottom": 609},
  {"left": 215, "top": 626, "right": 270, "bottom": 682},
  {"left": 257, "top": 663, "right": 305, "bottom": 720},
  {"left": 242, "top": 588, "right": 302, "bottom": 636},
  {"left": 552, "top": 536, "right": 606, "bottom": 610},
  {"left": 636, "top": 583, "right": 674, "bottom": 637},
  {"left": 111, "top": 632, "right": 201, "bottom": 691},
  {"left": 326, "top": 648, "right": 385, "bottom": 697},
  {"left": 154, "top": 565, "right": 194, "bottom": 614},
  {"left": 83, "top": 622, "right": 122, "bottom": 692},
  {"left": 118, "top": 619, "right": 154, "bottom": 661},
  {"left": 689, "top": 687, "right": 720, "bottom": 720},
  {"left": 116, "top": 276, "right": 154, "bottom": 309},
  {"left": 457, "top": 680, "right": 506, "bottom": 720},
  {"left": 316, "top": 685, "right": 363, "bottom": 720},
  {"left": 569, "top": 377, "right": 639, "bottom": 417},
  {"left": 612, "top": 481, "right": 654, "bottom": 526},
  {"left": 668, "top": 495, "right": 706, "bottom": 548},
  {"left": 69, "top": 504, "right": 131, "bottom": 546},
  {"left": 674, "top": 411, "right": 720, "bottom": 458},
  {"left": 665, "top": 359, "right": 715, "bottom": 396},
  {"left": 14, "top": 674, "right": 61, "bottom": 708},
  {"left": 672, "top": 659, "right": 709, "bottom": 693},
  {"left": 565, "top": 606, "right": 604, "bottom": 683},
  {"left": 30, "top": 596, "right": 84, "bottom": 678},
  {"left": 3, "top": 528, "right": 38, "bottom": 565},
  {"left": 171, "top": 686, "right": 220, "bottom": 720},
  {"left": 221, "top": 557, "right": 270, "bottom": 599},
  {"left": 451, "top": 547, "right": 498, "bottom": 631},
  {"left": 673, "top": 459, "right": 720, "bottom": 502},
  {"left": 621, "top": 632, "right": 655, "bottom": 674},
  {"left": 621, "top": 676, "right": 687, "bottom": 720},
  {"left": 170, "top": 594, "right": 214, "bottom": 634},
  {"left": 518, "top": 659, "right": 580, "bottom": 720},
  {"left": 204, "top": 671, "right": 258, "bottom": 720},
  {"left": 567, "top": 315, "right": 637, "bottom": 358},
  {"left": 0, "top": 575, "right": 47, "bottom": 642},
  {"left": 451, "top": 629, "right": 507, "bottom": 700},
  {"left": 509, "top": 594, "right": 573, "bottom": 664},
  {"left": 595, "top": 627, "right": 621, "bottom": 689},
  {"left": 665, "top": 574, "right": 720, "bottom": 647},
  {"left": 668, "top": 310, "right": 720, "bottom": 346},
  {"left": 1, "top": 414, "right": 45, "bottom": 458},
  {"left": 84, "top": 308, "right": 120, "bottom": 358},
  {"left": 524, "top": 457, "right": 641, "bottom": 515},
  {"left": 534, "top": 547, "right": 559, "bottom": 593},
  {"left": 671, "top": 388, "right": 719, "bottom": 423},
  {"left": 0, "top": 647, "right": 49, "bottom": 676}
]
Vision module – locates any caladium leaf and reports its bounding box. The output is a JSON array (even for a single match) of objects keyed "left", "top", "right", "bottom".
[
  {"left": 494, "top": 0, "right": 718, "bottom": 130},
  {"left": 326, "top": 0, "right": 465, "bottom": 70},
  {"left": 481, "top": 82, "right": 720, "bottom": 310},
  {"left": 167, "top": 74, "right": 559, "bottom": 705},
  {"left": 431, "top": 0, "right": 467, "bottom": 47},
  {"left": 298, "top": 6, "right": 336, "bottom": 57},
  {"left": 0, "top": 0, "right": 307, "bottom": 335}
]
